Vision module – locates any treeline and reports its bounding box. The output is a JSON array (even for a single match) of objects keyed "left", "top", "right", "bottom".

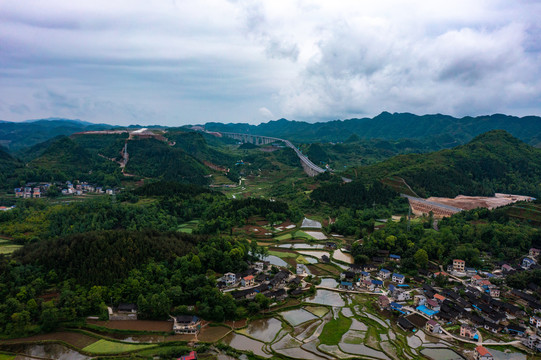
[{"left": 0, "top": 230, "right": 263, "bottom": 335}]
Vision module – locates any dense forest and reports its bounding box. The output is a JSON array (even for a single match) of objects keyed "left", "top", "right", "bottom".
[
  {"left": 0, "top": 230, "right": 263, "bottom": 335},
  {"left": 311, "top": 179, "right": 405, "bottom": 210}
]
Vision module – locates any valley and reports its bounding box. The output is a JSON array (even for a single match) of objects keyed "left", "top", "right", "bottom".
[{"left": 0, "top": 119, "right": 540, "bottom": 360}]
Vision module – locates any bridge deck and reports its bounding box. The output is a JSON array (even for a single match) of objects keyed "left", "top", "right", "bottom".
[{"left": 220, "top": 132, "right": 325, "bottom": 176}]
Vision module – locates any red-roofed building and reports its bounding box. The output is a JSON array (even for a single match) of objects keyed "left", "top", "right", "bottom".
[
  {"left": 433, "top": 294, "right": 446, "bottom": 303},
  {"left": 241, "top": 275, "right": 255, "bottom": 287},
  {"left": 178, "top": 351, "right": 197, "bottom": 360},
  {"left": 453, "top": 259, "right": 465, "bottom": 272},
  {"left": 474, "top": 346, "right": 493, "bottom": 360}
]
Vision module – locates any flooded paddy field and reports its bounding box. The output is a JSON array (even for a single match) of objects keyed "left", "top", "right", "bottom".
[{"left": 3, "top": 290, "right": 530, "bottom": 360}]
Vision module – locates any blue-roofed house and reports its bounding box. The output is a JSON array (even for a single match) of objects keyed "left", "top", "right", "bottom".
[
  {"left": 341, "top": 281, "right": 353, "bottom": 290},
  {"left": 388, "top": 284, "right": 396, "bottom": 293},
  {"left": 392, "top": 273, "right": 405, "bottom": 284},
  {"left": 389, "top": 254, "right": 401, "bottom": 262},
  {"left": 522, "top": 257, "right": 537, "bottom": 269},
  {"left": 361, "top": 271, "right": 371, "bottom": 281},
  {"left": 379, "top": 268, "right": 391, "bottom": 279},
  {"left": 371, "top": 280, "right": 383, "bottom": 288},
  {"left": 390, "top": 302, "right": 403, "bottom": 311}
]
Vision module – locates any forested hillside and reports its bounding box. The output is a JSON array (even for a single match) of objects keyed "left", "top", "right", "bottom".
[
  {"left": 344, "top": 130, "right": 541, "bottom": 198},
  {"left": 21, "top": 136, "right": 122, "bottom": 187},
  {"left": 205, "top": 112, "right": 541, "bottom": 145},
  {"left": 124, "top": 139, "right": 210, "bottom": 185},
  {"left": 0, "top": 147, "right": 22, "bottom": 184}
]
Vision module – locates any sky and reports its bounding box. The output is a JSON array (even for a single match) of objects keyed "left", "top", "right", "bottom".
[{"left": 1, "top": 0, "right": 541, "bottom": 126}]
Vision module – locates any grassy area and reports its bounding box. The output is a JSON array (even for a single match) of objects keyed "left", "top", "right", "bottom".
[
  {"left": 305, "top": 306, "right": 329, "bottom": 318},
  {"left": 82, "top": 339, "right": 156, "bottom": 354},
  {"left": 292, "top": 231, "right": 314, "bottom": 240},
  {"left": 296, "top": 255, "right": 309, "bottom": 264},
  {"left": 318, "top": 312, "right": 352, "bottom": 345},
  {"left": 268, "top": 250, "right": 297, "bottom": 258},
  {"left": 0, "top": 245, "right": 22, "bottom": 254},
  {"left": 0, "top": 354, "right": 16, "bottom": 360},
  {"left": 275, "top": 233, "right": 292, "bottom": 241}
]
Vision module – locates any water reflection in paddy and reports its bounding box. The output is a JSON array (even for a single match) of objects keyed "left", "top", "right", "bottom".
[
  {"left": 281, "top": 309, "right": 318, "bottom": 326},
  {"left": 278, "top": 243, "right": 325, "bottom": 249},
  {"left": 4, "top": 344, "right": 90, "bottom": 360},
  {"left": 306, "top": 289, "right": 345, "bottom": 307},
  {"left": 297, "top": 250, "right": 329, "bottom": 259},
  {"left": 222, "top": 333, "right": 271, "bottom": 358},
  {"left": 110, "top": 334, "right": 164, "bottom": 343},
  {"left": 263, "top": 255, "right": 288, "bottom": 267},
  {"left": 489, "top": 348, "right": 527, "bottom": 360},
  {"left": 239, "top": 317, "right": 282, "bottom": 342},
  {"left": 339, "top": 343, "right": 391, "bottom": 359},
  {"left": 320, "top": 278, "right": 338, "bottom": 288},
  {"left": 420, "top": 348, "right": 464, "bottom": 360}
]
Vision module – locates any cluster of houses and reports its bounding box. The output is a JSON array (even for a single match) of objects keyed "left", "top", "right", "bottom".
[
  {"left": 334, "top": 249, "right": 541, "bottom": 354},
  {"left": 14, "top": 181, "right": 117, "bottom": 198},
  {"left": 218, "top": 261, "right": 307, "bottom": 301},
  {"left": 372, "top": 249, "right": 541, "bottom": 354}
]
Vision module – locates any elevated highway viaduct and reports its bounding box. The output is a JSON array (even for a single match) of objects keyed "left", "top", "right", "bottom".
[{"left": 219, "top": 132, "right": 325, "bottom": 177}]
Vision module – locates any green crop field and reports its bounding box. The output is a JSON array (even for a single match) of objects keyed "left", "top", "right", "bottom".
[
  {"left": 0, "top": 245, "right": 22, "bottom": 254},
  {"left": 318, "top": 312, "right": 352, "bottom": 345},
  {"left": 0, "top": 354, "right": 16, "bottom": 360},
  {"left": 82, "top": 339, "right": 155, "bottom": 354}
]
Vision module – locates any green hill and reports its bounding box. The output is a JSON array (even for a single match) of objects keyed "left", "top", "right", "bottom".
[
  {"left": 167, "top": 130, "right": 234, "bottom": 166},
  {"left": 21, "top": 136, "right": 122, "bottom": 186},
  {"left": 346, "top": 130, "right": 541, "bottom": 198},
  {"left": 124, "top": 138, "right": 209, "bottom": 185}
]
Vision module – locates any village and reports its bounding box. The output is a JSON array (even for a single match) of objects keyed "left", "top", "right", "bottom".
[
  {"left": 13, "top": 180, "right": 119, "bottom": 198},
  {"left": 100, "top": 240, "right": 541, "bottom": 359},
  {"left": 210, "top": 244, "right": 541, "bottom": 359}
]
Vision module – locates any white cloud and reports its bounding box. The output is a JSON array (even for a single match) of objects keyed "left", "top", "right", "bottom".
[{"left": 0, "top": 0, "right": 540, "bottom": 125}]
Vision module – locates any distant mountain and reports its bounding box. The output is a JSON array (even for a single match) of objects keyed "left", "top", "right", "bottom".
[
  {"left": 204, "top": 112, "right": 541, "bottom": 146},
  {"left": 23, "top": 118, "right": 95, "bottom": 126},
  {"left": 344, "top": 130, "right": 541, "bottom": 198},
  {"left": 0, "top": 119, "right": 116, "bottom": 152}
]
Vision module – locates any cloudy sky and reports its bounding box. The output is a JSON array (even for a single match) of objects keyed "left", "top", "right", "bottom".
[{"left": 1, "top": 0, "right": 540, "bottom": 126}]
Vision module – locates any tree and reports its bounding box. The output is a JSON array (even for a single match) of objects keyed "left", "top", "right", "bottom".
[
  {"left": 414, "top": 249, "right": 428, "bottom": 269},
  {"left": 40, "top": 301, "right": 59, "bottom": 332}
]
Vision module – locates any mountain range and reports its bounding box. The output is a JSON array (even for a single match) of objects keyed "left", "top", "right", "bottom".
[{"left": 204, "top": 112, "right": 541, "bottom": 146}]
